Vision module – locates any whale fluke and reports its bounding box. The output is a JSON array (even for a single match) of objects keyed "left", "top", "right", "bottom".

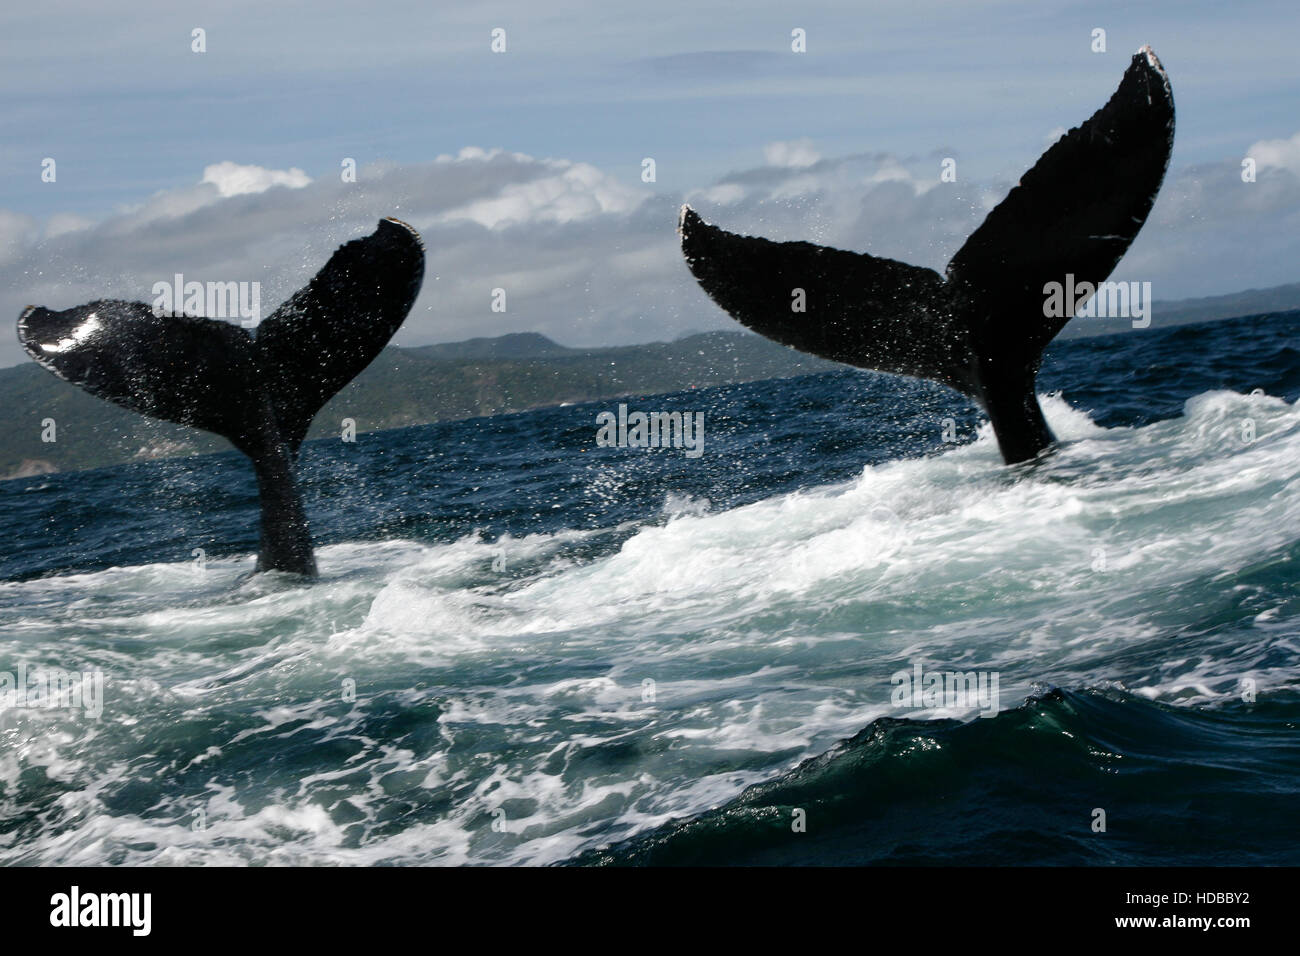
[
  {"left": 258, "top": 218, "right": 425, "bottom": 456},
  {"left": 680, "top": 47, "right": 1175, "bottom": 464},
  {"left": 17, "top": 217, "right": 426, "bottom": 576}
]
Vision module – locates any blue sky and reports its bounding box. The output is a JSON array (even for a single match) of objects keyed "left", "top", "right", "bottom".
[{"left": 2, "top": 0, "right": 1299, "bottom": 365}]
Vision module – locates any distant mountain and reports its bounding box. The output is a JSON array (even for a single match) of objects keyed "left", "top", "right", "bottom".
[
  {"left": 1152, "top": 282, "right": 1300, "bottom": 327},
  {"left": 1058, "top": 282, "right": 1300, "bottom": 338},
  {"left": 405, "top": 331, "right": 577, "bottom": 361},
  {"left": 0, "top": 330, "right": 838, "bottom": 478},
  {"left": 5, "top": 278, "right": 1299, "bottom": 479}
]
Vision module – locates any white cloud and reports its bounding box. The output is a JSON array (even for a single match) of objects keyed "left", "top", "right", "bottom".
[
  {"left": 4, "top": 135, "right": 1300, "bottom": 367},
  {"left": 763, "top": 139, "right": 820, "bottom": 168},
  {"left": 434, "top": 157, "right": 645, "bottom": 229},
  {"left": 44, "top": 213, "right": 94, "bottom": 239},
  {"left": 1247, "top": 131, "right": 1300, "bottom": 173},
  {"left": 201, "top": 161, "right": 312, "bottom": 198},
  {"left": 435, "top": 146, "right": 512, "bottom": 164},
  {"left": 686, "top": 183, "right": 746, "bottom": 206},
  {"left": 866, "top": 161, "right": 917, "bottom": 188},
  {"left": 0, "top": 209, "right": 36, "bottom": 267}
]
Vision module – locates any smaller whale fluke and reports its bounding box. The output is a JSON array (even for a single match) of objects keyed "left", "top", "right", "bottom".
[
  {"left": 17, "top": 217, "right": 426, "bottom": 576},
  {"left": 680, "top": 47, "right": 1175, "bottom": 464}
]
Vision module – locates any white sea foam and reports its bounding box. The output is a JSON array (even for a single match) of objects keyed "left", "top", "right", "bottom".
[{"left": 1, "top": 389, "right": 1298, "bottom": 865}]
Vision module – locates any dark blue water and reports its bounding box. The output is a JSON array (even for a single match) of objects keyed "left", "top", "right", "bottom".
[{"left": 1, "top": 311, "right": 1298, "bottom": 865}]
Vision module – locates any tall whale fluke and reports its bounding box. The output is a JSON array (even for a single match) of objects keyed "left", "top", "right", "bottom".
[
  {"left": 680, "top": 47, "right": 1175, "bottom": 464},
  {"left": 17, "top": 216, "right": 426, "bottom": 576}
]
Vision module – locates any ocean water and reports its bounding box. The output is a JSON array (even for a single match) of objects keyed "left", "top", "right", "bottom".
[{"left": 2, "top": 312, "right": 1299, "bottom": 866}]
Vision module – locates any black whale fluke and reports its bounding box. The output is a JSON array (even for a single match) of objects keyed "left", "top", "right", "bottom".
[
  {"left": 16, "top": 216, "right": 426, "bottom": 577},
  {"left": 680, "top": 47, "right": 1175, "bottom": 464}
]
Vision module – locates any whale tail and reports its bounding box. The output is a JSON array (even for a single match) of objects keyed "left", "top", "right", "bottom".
[
  {"left": 16, "top": 217, "right": 426, "bottom": 575},
  {"left": 679, "top": 47, "right": 1174, "bottom": 464}
]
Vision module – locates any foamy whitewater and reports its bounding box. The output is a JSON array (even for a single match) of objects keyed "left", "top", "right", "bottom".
[{"left": 2, "top": 313, "right": 1299, "bottom": 865}]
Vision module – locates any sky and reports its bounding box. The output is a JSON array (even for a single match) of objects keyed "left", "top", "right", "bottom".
[{"left": 1, "top": 0, "right": 1299, "bottom": 366}]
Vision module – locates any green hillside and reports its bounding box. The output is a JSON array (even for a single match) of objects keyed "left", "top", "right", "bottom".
[{"left": 0, "top": 331, "right": 840, "bottom": 478}]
